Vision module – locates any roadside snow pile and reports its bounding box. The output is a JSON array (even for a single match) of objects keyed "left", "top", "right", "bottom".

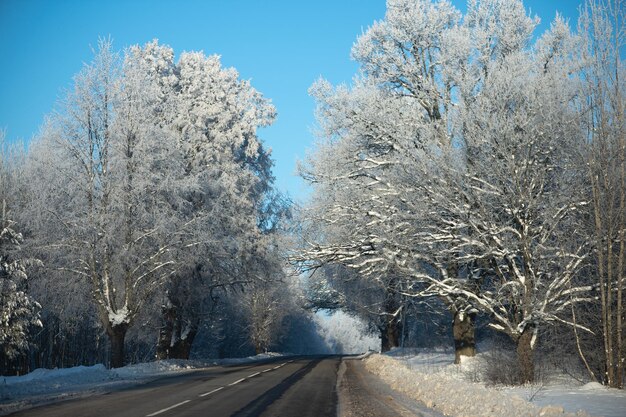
[
  {"left": 366, "top": 349, "right": 626, "bottom": 417},
  {"left": 364, "top": 353, "right": 591, "bottom": 417},
  {"left": 110, "top": 352, "right": 283, "bottom": 379},
  {"left": 0, "top": 353, "right": 284, "bottom": 415},
  {"left": 1, "top": 364, "right": 117, "bottom": 404},
  {"left": 2, "top": 364, "right": 109, "bottom": 384}
]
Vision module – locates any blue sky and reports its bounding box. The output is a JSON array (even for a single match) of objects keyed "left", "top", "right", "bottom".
[{"left": 0, "top": 0, "right": 581, "bottom": 202}]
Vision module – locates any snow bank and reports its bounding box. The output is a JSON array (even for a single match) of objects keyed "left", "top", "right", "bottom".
[
  {"left": 580, "top": 382, "right": 606, "bottom": 391},
  {"left": 2, "top": 364, "right": 108, "bottom": 384},
  {"left": 110, "top": 353, "right": 283, "bottom": 379},
  {"left": 366, "top": 349, "right": 626, "bottom": 417},
  {"left": 364, "top": 354, "right": 591, "bottom": 417}
]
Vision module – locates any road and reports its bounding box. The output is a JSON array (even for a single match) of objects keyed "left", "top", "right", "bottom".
[
  {"left": 8, "top": 356, "right": 442, "bottom": 417},
  {"left": 337, "top": 359, "right": 445, "bottom": 417}
]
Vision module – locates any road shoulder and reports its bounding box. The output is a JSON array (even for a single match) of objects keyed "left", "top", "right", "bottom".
[{"left": 337, "top": 358, "right": 445, "bottom": 417}]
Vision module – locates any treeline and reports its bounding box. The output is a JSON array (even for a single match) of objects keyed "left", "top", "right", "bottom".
[
  {"left": 1, "top": 0, "right": 624, "bottom": 390},
  {"left": 0, "top": 39, "right": 328, "bottom": 375},
  {"left": 294, "top": 0, "right": 625, "bottom": 387}
]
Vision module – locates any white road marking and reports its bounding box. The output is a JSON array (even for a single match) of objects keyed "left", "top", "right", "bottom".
[
  {"left": 148, "top": 362, "right": 291, "bottom": 412},
  {"left": 146, "top": 400, "right": 191, "bottom": 416},
  {"left": 229, "top": 377, "right": 246, "bottom": 386},
  {"left": 199, "top": 386, "right": 224, "bottom": 397}
]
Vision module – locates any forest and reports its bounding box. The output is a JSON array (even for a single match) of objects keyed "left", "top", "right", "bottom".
[{"left": 1, "top": 0, "right": 624, "bottom": 389}]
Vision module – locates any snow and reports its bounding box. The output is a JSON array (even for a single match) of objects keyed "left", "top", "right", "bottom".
[
  {"left": 364, "top": 349, "right": 626, "bottom": 417},
  {"left": 108, "top": 305, "right": 129, "bottom": 326},
  {"left": 0, "top": 353, "right": 283, "bottom": 416},
  {"left": 504, "top": 381, "right": 626, "bottom": 417},
  {"left": 3, "top": 350, "right": 625, "bottom": 417},
  {"left": 314, "top": 311, "right": 380, "bottom": 354}
]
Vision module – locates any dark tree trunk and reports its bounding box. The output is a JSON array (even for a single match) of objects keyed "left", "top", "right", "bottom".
[
  {"left": 517, "top": 325, "right": 535, "bottom": 384},
  {"left": 156, "top": 305, "right": 176, "bottom": 360},
  {"left": 156, "top": 303, "right": 199, "bottom": 360},
  {"left": 108, "top": 324, "right": 128, "bottom": 369},
  {"left": 444, "top": 262, "right": 478, "bottom": 363},
  {"left": 453, "top": 310, "right": 476, "bottom": 364},
  {"left": 168, "top": 328, "right": 198, "bottom": 360},
  {"left": 380, "top": 314, "right": 402, "bottom": 352},
  {"left": 0, "top": 351, "right": 31, "bottom": 376},
  {"left": 380, "top": 278, "right": 402, "bottom": 352}
]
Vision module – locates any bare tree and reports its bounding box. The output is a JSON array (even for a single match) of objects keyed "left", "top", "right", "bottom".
[{"left": 575, "top": 0, "right": 626, "bottom": 388}]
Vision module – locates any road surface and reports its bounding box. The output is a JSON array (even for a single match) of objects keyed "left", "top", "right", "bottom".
[
  {"left": 8, "top": 356, "right": 442, "bottom": 417},
  {"left": 337, "top": 358, "right": 445, "bottom": 417}
]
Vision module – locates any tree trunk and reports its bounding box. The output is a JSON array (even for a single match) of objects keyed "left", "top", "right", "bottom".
[
  {"left": 445, "top": 262, "right": 477, "bottom": 364},
  {"left": 156, "top": 303, "right": 198, "bottom": 360},
  {"left": 156, "top": 305, "right": 175, "bottom": 360},
  {"left": 108, "top": 324, "right": 128, "bottom": 369},
  {"left": 453, "top": 310, "right": 476, "bottom": 364},
  {"left": 168, "top": 328, "right": 198, "bottom": 359},
  {"left": 616, "top": 105, "right": 625, "bottom": 388},
  {"left": 168, "top": 340, "right": 192, "bottom": 359},
  {"left": 380, "top": 315, "right": 402, "bottom": 352},
  {"left": 380, "top": 281, "right": 402, "bottom": 352},
  {"left": 516, "top": 325, "right": 535, "bottom": 384}
]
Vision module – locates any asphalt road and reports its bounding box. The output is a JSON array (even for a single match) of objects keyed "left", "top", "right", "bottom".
[
  {"left": 8, "top": 356, "right": 443, "bottom": 417},
  {"left": 8, "top": 357, "right": 340, "bottom": 417}
]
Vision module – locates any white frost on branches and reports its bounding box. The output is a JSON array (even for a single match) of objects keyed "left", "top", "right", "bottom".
[
  {"left": 297, "top": 0, "right": 596, "bottom": 364},
  {"left": 0, "top": 220, "right": 42, "bottom": 359}
]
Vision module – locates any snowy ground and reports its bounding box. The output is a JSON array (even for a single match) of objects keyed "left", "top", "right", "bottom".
[
  {"left": 0, "top": 353, "right": 283, "bottom": 416},
  {"left": 3, "top": 350, "right": 625, "bottom": 417},
  {"left": 365, "top": 349, "right": 626, "bottom": 417}
]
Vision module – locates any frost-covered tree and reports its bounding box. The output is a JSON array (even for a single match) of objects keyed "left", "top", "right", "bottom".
[
  {"left": 236, "top": 196, "right": 294, "bottom": 355},
  {"left": 139, "top": 43, "right": 277, "bottom": 360},
  {"left": 28, "top": 39, "right": 183, "bottom": 368},
  {"left": 23, "top": 37, "right": 275, "bottom": 367},
  {"left": 314, "top": 310, "right": 379, "bottom": 354},
  {"left": 414, "top": 23, "right": 593, "bottom": 382},
  {"left": 573, "top": 0, "right": 625, "bottom": 388},
  {"left": 239, "top": 279, "right": 287, "bottom": 354},
  {"left": 25, "top": 39, "right": 279, "bottom": 367},
  {"left": 0, "top": 133, "right": 42, "bottom": 373},
  {"left": 0, "top": 214, "right": 41, "bottom": 370},
  {"left": 298, "top": 0, "right": 598, "bottom": 383},
  {"left": 298, "top": 0, "right": 526, "bottom": 357}
]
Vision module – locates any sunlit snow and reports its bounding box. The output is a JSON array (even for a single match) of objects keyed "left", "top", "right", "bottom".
[{"left": 365, "top": 349, "right": 626, "bottom": 417}]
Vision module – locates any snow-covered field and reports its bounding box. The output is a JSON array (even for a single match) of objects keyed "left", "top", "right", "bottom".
[
  {"left": 365, "top": 349, "right": 626, "bottom": 417},
  {"left": 0, "top": 353, "right": 283, "bottom": 416}
]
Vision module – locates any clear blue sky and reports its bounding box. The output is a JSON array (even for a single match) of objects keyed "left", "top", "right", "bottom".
[{"left": 0, "top": 0, "right": 581, "bottom": 202}]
